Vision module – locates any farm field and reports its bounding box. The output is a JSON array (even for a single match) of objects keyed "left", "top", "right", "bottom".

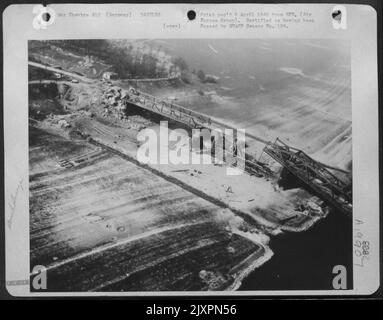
[{"left": 29, "top": 126, "right": 269, "bottom": 291}]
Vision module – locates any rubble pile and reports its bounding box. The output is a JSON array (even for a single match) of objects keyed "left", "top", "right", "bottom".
[
  {"left": 99, "top": 84, "right": 153, "bottom": 131},
  {"left": 124, "top": 115, "right": 152, "bottom": 131},
  {"left": 44, "top": 114, "right": 76, "bottom": 128},
  {"left": 100, "top": 85, "right": 129, "bottom": 120},
  {"left": 295, "top": 199, "right": 325, "bottom": 217}
]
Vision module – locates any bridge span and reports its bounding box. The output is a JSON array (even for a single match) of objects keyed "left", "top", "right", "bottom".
[{"left": 263, "top": 139, "right": 352, "bottom": 216}]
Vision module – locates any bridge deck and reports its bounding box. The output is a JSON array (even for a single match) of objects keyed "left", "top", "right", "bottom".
[{"left": 126, "top": 89, "right": 211, "bottom": 129}]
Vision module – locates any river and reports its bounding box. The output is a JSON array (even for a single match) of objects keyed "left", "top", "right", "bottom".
[{"left": 239, "top": 209, "right": 353, "bottom": 290}]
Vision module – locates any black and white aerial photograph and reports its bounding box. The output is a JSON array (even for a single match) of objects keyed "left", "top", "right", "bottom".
[{"left": 28, "top": 39, "right": 353, "bottom": 292}]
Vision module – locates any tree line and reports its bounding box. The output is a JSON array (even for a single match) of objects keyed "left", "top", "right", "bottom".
[{"left": 35, "top": 40, "right": 178, "bottom": 79}]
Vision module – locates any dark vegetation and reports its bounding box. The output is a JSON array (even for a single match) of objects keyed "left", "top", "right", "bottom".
[
  {"left": 29, "top": 83, "right": 66, "bottom": 120},
  {"left": 29, "top": 40, "right": 215, "bottom": 86},
  {"left": 197, "top": 69, "right": 206, "bottom": 82},
  {"left": 29, "top": 66, "right": 57, "bottom": 81},
  {"left": 30, "top": 40, "right": 171, "bottom": 79}
]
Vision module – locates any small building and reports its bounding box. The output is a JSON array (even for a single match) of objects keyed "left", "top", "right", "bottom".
[{"left": 102, "top": 71, "right": 118, "bottom": 81}]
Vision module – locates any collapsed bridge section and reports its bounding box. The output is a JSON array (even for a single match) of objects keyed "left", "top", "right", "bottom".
[{"left": 263, "top": 138, "right": 352, "bottom": 217}]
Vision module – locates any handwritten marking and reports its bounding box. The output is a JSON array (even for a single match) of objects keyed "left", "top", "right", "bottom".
[
  {"left": 7, "top": 178, "right": 24, "bottom": 229},
  {"left": 354, "top": 219, "right": 370, "bottom": 267}
]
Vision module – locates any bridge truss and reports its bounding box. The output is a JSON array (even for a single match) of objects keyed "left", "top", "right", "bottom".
[
  {"left": 127, "top": 89, "right": 211, "bottom": 129},
  {"left": 263, "top": 138, "right": 352, "bottom": 216}
]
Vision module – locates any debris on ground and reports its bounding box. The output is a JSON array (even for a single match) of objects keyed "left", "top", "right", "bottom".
[
  {"left": 198, "top": 270, "right": 226, "bottom": 290},
  {"left": 227, "top": 246, "right": 236, "bottom": 254},
  {"left": 58, "top": 119, "right": 71, "bottom": 128},
  {"left": 294, "top": 199, "right": 325, "bottom": 217},
  {"left": 222, "top": 184, "right": 234, "bottom": 193},
  {"left": 100, "top": 85, "right": 129, "bottom": 120}
]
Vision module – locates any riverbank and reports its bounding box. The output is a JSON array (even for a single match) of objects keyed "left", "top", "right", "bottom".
[{"left": 239, "top": 209, "right": 353, "bottom": 290}]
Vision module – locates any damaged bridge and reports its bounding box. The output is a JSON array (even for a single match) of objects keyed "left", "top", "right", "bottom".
[
  {"left": 126, "top": 88, "right": 353, "bottom": 216},
  {"left": 263, "top": 138, "right": 352, "bottom": 217}
]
